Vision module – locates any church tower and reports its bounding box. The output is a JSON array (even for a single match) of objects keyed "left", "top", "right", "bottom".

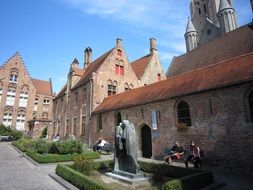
[
  {"left": 217, "top": 0, "right": 237, "bottom": 34},
  {"left": 185, "top": 18, "right": 198, "bottom": 52}
]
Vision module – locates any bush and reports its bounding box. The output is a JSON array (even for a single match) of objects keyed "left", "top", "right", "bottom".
[
  {"left": 40, "top": 127, "right": 48, "bottom": 138},
  {"left": 49, "top": 142, "right": 60, "bottom": 154},
  {"left": 163, "top": 179, "right": 182, "bottom": 190},
  {"left": 26, "top": 150, "right": 100, "bottom": 163},
  {"left": 58, "top": 140, "right": 83, "bottom": 154},
  {"left": 0, "top": 125, "right": 23, "bottom": 140},
  {"left": 73, "top": 156, "right": 95, "bottom": 175},
  {"left": 12, "top": 138, "right": 36, "bottom": 152},
  {"left": 56, "top": 164, "right": 111, "bottom": 190},
  {"left": 35, "top": 139, "right": 50, "bottom": 154}
]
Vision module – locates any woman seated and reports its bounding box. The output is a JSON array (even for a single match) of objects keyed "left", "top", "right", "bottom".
[
  {"left": 164, "top": 141, "right": 184, "bottom": 165},
  {"left": 185, "top": 141, "right": 201, "bottom": 168}
]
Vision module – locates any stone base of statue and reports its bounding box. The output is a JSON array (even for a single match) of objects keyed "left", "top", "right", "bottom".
[{"left": 105, "top": 170, "right": 152, "bottom": 186}]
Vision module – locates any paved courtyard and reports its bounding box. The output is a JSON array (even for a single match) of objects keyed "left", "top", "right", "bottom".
[{"left": 0, "top": 142, "right": 65, "bottom": 190}]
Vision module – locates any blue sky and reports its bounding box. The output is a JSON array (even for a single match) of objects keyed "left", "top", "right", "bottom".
[{"left": 0, "top": 0, "right": 252, "bottom": 93}]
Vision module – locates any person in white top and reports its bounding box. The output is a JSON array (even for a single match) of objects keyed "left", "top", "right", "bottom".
[{"left": 97, "top": 137, "right": 108, "bottom": 151}]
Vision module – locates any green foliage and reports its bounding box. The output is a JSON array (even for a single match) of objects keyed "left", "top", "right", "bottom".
[
  {"left": 40, "top": 127, "right": 48, "bottom": 138},
  {"left": 12, "top": 138, "right": 36, "bottom": 152},
  {"left": 0, "top": 125, "right": 23, "bottom": 140},
  {"left": 35, "top": 139, "right": 50, "bottom": 154},
  {"left": 56, "top": 164, "right": 111, "bottom": 190},
  {"left": 73, "top": 156, "right": 95, "bottom": 175},
  {"left": 26, "top": 150, "right": 100, "bottom": 163},
  {"left": 49, "top": 142, "right": 60, "bottom": 154},
  {"left": 93, "top": 160, "right": 114, "bottom": 171},
  {"left": 57, "top": 140, "right": 83, "bottom": 154},
  {"left": 163, "top": 179, "right": 182, "bottom": 190}
]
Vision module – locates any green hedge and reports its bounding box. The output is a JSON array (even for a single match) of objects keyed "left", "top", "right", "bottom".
[
  {"left": 163, "top": 171, "right": 213, "bottom": 190},
  {"left": 26, "top": 151, "right": 100, "bottom": 163},
  {"left": 138, "top": 161, "right": 199, "bottom": 177},
  {"left": 56, "top": 164, "right": 110, "bottom": 190}
]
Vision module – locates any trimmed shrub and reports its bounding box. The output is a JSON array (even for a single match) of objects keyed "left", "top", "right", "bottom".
[
  {"left": 163, "top": 179, "right": 182, "bottom": 190},
  {"left": 56, "top": 164, "right": 111, "bottom": 190},
  {"left": 58, "top": 140, "right": 83, "bottom": 154},
  {"left": 26, "top": 150, "right": 100, "bottom": 163},
  {"left": 49, "top": 142, "right": 60, "bottom": 154},
  {"left": 12, "top": 138, "right": 36, "bottom": 152},
  {"left": 35, "top": 139, "right": 50, "bottom": 154},
  {"left": 40, "top": 127, "right": 48, "bottom": 138},
  {"left": 73, "top": 157, "right": 94, "bottom": 175}
]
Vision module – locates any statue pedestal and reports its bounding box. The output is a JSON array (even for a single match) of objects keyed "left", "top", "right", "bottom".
[{"left": 105, "top": 170, "right": 152, "bottom": 186}]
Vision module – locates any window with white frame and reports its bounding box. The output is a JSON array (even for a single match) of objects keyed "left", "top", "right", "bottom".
[
  {"left": 3, "top": 113, "right": 12, "bottom": 126},
  {"left": 6, "top": 89, "right": 16, "bottom": 106},
  {"left": 19, "top": 91, "right": 28, "bottom": 107},
  {"left": 34, "top": 97, "right": 39, "bottom": 111},
  {"left": 9, "top": 74, "right": 18, "bottom": 83},
  {"left": 16, "top": 113, "right": 25, "bottom": 131},
  {"left": 43, "top": 98, "right": 50, "bottom": 105}
]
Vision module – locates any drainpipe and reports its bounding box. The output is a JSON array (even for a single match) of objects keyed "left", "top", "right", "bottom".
[{"left": 88, "top": 78, "right": 93, "bottom": 147}]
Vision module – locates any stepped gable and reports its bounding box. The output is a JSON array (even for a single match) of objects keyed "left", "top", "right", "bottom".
[
  {"left": 94, "top": 52, "right": 253, "bottom": 113},
  {"left": 131, "top": 54, "right": 150, "bottom": 79},
  {"left": 167, "top": 24, "right": 253, "bottom": 77}
]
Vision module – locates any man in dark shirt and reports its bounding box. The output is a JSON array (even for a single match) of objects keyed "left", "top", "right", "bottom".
[{"left": 164, "top": 141, "right": 184, "bottom": 165}]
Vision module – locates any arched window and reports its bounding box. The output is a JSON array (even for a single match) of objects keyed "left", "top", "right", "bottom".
[
  {"left": 157, "top": 73, "right": 161, "bottom": 81},
  {"left": 125, "top": 83, "right": 129, "bottom": 91},
  {"left": 16, "top": 108, "right": 26, "bottom": 130},
  {"left": 107, "top": 80, "right": 117, "bottom": 96},
  {"left": 177, "top": 101, "right": 191, "bottom": 126},
  {"left": 9, "top": 68, "right": 19, "bottom": 83},
  {"left": 19, "top": 85, "right": 29, "bottom": 107},
  {"left": 115, "top": 112, "right": 122, "bottom": 126},
  {"left": 247, "top": 91, "right": 253, "bottom": 122},
  {"left": 3, "top": 107, "right": 13, "bottom": 127}
]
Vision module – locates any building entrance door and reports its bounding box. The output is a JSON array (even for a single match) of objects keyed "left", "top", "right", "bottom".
[{"left": 141, "top": 125, "right": 152, "bottom": 158}]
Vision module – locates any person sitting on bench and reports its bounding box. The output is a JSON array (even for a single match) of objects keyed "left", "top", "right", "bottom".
[
  {"left": 164, "top": 141, "right": 184, "bottom": 165},
  {"left": 185, "top": 141, "right": 201, "bottom": 168}
]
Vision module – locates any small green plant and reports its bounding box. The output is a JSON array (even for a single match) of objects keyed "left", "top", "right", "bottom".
[
  {"left": 163, "top": 179, "right": 182, "bottom": 190},
  {"left": 73, "top": 156, "right": 95, "bottom": 175},
  {"left": 35, "top": 139, "right": 50, "bottom": 154},
  {"left": 40, "top": 127, "right": 48, "bottom": 138}
]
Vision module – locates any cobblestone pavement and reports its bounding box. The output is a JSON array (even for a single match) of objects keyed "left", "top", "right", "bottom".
[{"left": 0, "top": 142, "right": 65, "bottom": 190}]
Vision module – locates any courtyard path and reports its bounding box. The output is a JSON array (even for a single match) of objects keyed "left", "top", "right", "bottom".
[{"left": 0, "top": 142, "right": 66, "bottom": 190}]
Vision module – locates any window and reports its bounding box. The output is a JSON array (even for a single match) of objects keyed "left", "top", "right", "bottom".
[
  {"left": 129, "top": 84, "right": 134, "bottom": 90},
  {"left": 0, "top": 87, "right": 3, "bottom": 104},
  {"left": 6, "top": 89, "right": 16, "bottom": 106},
  {"left": 74, "top": 91, "right": 78, "bottom": 107},
  {"left": 42, "top": 112, "right": 48, "bottom": 119},
  {"left": 9, "top": 74, "right": 18, "bottom": 83},
  {"left": 3, "top": 113, "right": 12, "bottom": 126},
  {"left": 157, "top": 73, "right": 161, "bottom": 81},
  {"left": 198, "top": 8, "right": 201, "bottom": 15},
  {"left": 43, "top": 98, "right": 50, "bottom": 105},
  {"left": 97, "top": 114, "right": 102, "bottom": 131},
  {"left": 117, "top": 49, "right": 122, "bottom": 57},
  {"left": 249, "top": 92, "right": 253, "bottom": 121},
  {"left": 177, "top": 101, "right": 191, "bottom": 126},
  {"left": 16, "top": 112, "right": 25, "bottom": 131},
  {"left": 81, "top": 116, "right": 86, "bottom": 136},
  {"left": 115, "top": 65, "right": 124, "bottom": 75},
  {"left": 107, "top": 80, "right": 117, "bottom": 96},
  {"left": 82, "top": 87, "right": 87, "bottom": 105},
  {"left": 115, "top": 112, "right": 122, "bottom": 126},
  {"left": 19, "top": 91, "right": 28, "bottom": 107},
  {"left": 34, "top": 97, "right": 39, "bottom": 111},
  {"left": 73, "top": 118, "right": 77, "bottom": 136},
  {"left": 65, "top": 119, "right": 70, "bottom": 136},
  {"left": 204, "top": 4, "right": 206, "bottom": 13},
  {"left": 125, "top": 83, "right": 130, "bottom": 91}
]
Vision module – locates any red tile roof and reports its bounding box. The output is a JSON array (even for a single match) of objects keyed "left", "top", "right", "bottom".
[
  {"left": 167, "top": 24, "right": 253, "bottom": 77},
  {"left": 94, "top": 52, "right": 253, "bottom": 113},
  {"left": 32, "top": 79, "right": 52, "bottom": 96},
  {"left": 131, "top": 54, "right": 150, "bottom": 79}
]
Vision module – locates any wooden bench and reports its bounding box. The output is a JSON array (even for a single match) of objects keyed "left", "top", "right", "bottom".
[{"left": 163, "top": 147, "right": 205, "bottom": 168}]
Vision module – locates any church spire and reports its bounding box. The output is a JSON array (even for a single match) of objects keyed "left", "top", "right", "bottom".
[
  {"left": 217, "top": 0, "right": 237, "bottom": 34},
  {"left": 184, "top": 17, "right": 198, "bottom": 52}
]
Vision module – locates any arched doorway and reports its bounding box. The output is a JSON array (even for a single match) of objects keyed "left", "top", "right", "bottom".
[{"left": 141, "top": 125, "right": 152, "bottom": 158}]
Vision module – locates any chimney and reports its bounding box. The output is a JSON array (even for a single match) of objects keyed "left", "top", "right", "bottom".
[
  {"left": 84, "top": 47, "right": 92, "bottom": 68},
  {"left": 150, "top": 38, "right": 157, "bottom": 55},
  {"left": 116, "top": 38, "right": 123, "bottom": 49}
]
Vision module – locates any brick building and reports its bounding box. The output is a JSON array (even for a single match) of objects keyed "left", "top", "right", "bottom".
[
  {"left": 0, "top": 53, "right": 53, "bottom": 138},
  {"left": 50, "top": 38, "right": 166, "bottom": 141},
  {"left": 92, "top": 23, "right": 253, "bottom": 172}
]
